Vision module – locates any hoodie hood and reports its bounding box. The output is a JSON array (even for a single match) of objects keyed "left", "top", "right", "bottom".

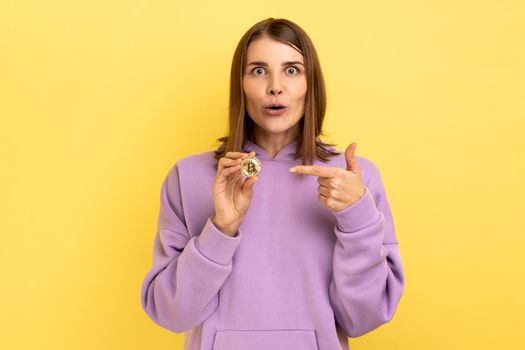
[{"left": 242, "top": 139, "right": 299, "bottom": 161}]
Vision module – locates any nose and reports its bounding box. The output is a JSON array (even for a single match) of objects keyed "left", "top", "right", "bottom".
[
  {"left": 267, "top": 74, "right": 283, "bottom": 95},
  {"left": 268, "top": 86, "right": 282, "bottom": 95}
]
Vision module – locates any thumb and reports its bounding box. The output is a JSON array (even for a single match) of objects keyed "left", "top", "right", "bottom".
[
  {"left": 345, "top": 142, "right": 360, "bottom": 174},
  {"left": 241, "top": 176, "right": 258, "bottom": 198}
]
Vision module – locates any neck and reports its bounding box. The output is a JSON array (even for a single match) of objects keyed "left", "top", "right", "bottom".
[{"left": 251, "top": 129, "right": 299, "bottom": 159}]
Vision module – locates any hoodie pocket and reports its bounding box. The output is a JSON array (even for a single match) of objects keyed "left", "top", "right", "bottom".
[{"left": 212, "top": 329, "right": 319, "bottom": 350}]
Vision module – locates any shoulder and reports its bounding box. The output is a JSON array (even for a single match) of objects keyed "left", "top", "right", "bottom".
[
  {"left": 165, "top": 150, "right": 217, "bottom": 183},
  {"left": 355, "top": 155, "right": 382, "bottom": 187},
  {"left": 176, "top": 150, "right": 217, "bottom": 169}
]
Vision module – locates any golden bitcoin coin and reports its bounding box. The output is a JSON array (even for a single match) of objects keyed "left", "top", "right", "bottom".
[{"left": 240, "top": 156, "right": 261, "bottom": 178}]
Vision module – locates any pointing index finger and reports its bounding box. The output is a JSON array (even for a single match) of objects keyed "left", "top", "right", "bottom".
[{"left": 289, "top": 165, "right": 336, "bottom": 177}]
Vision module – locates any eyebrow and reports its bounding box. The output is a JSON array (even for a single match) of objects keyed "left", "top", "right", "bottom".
[{"left": 246, "top": 61, "right": 304, "bottom": 67}]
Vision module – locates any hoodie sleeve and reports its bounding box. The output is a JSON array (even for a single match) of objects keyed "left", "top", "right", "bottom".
[
  {"left": 329, "top": 160, "right": 405, "bottom": 338},
  {"left": 140, "top": 162, "right": 242, "bottom": 333}
]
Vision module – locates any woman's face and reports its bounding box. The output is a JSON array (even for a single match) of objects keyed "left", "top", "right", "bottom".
[{"left": 242, "top": 36, "right": 307, "bottom": 140}]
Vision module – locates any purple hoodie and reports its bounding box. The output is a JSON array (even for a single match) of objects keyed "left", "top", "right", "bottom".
[{"left": 140, "top": 139, "right": 405, "bottom": 350}]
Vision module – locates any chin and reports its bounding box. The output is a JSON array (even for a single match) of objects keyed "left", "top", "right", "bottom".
[
  {"left": 250, "top": 110, "right": 303, "bottom": 134},
  {"left": 258, "top": 118, "right": 295, "bottom": 130}
]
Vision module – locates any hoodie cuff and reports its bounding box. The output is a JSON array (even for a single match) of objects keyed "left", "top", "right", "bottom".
[
  {"left": 333, "top": 187, "right": 381, "bottom": 232},
  {"left": 194, "top": 217, "right": 242, "bottom": 266}
]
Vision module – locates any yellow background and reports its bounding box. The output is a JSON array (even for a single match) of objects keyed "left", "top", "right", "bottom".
[{"left": 1, "top": 1, "right": 524, "bottom": 349}]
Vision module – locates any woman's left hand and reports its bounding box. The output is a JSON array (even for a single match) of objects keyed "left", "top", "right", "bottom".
[{"left": 289, "top": 142, "right": 366, "bottom": 213}]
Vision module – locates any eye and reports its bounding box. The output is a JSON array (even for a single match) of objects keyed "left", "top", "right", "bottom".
[
  {"left": 286, "top": 66, "right": 299, "bottom": 74},
  {"left": 251, "top": 67, "right": 265, "bottom": 76}
]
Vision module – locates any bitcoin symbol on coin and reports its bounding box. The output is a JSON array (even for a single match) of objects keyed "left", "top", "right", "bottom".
[{"left": 240, "top": 156, "right": 261, "bottom": 178}]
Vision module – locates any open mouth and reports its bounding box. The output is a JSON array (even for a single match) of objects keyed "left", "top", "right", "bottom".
[{"left": 263, "top": 105, "right": 288, "bottom": 116}]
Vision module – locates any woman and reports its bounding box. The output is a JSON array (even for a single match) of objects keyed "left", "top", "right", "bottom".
[{"left": 141, "top": 18, "right": 405, "bottom": 350}]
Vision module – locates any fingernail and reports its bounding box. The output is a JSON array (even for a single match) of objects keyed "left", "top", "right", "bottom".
[{"left": 289, "top": 167, "right": 297, "bottom": 173}]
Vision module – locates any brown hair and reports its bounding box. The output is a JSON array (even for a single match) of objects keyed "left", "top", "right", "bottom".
[{"left": 213, "top": 17, "right": 341, "bottom": 165}]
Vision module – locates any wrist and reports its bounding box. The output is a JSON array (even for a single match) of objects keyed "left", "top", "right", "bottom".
[{"left": 211, "top": 216, "right": 238, "bottom": 237}]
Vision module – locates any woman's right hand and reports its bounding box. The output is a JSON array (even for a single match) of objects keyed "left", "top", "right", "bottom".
[{"left": 211, "top": 151, "right": 258, "bottom": 236}]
